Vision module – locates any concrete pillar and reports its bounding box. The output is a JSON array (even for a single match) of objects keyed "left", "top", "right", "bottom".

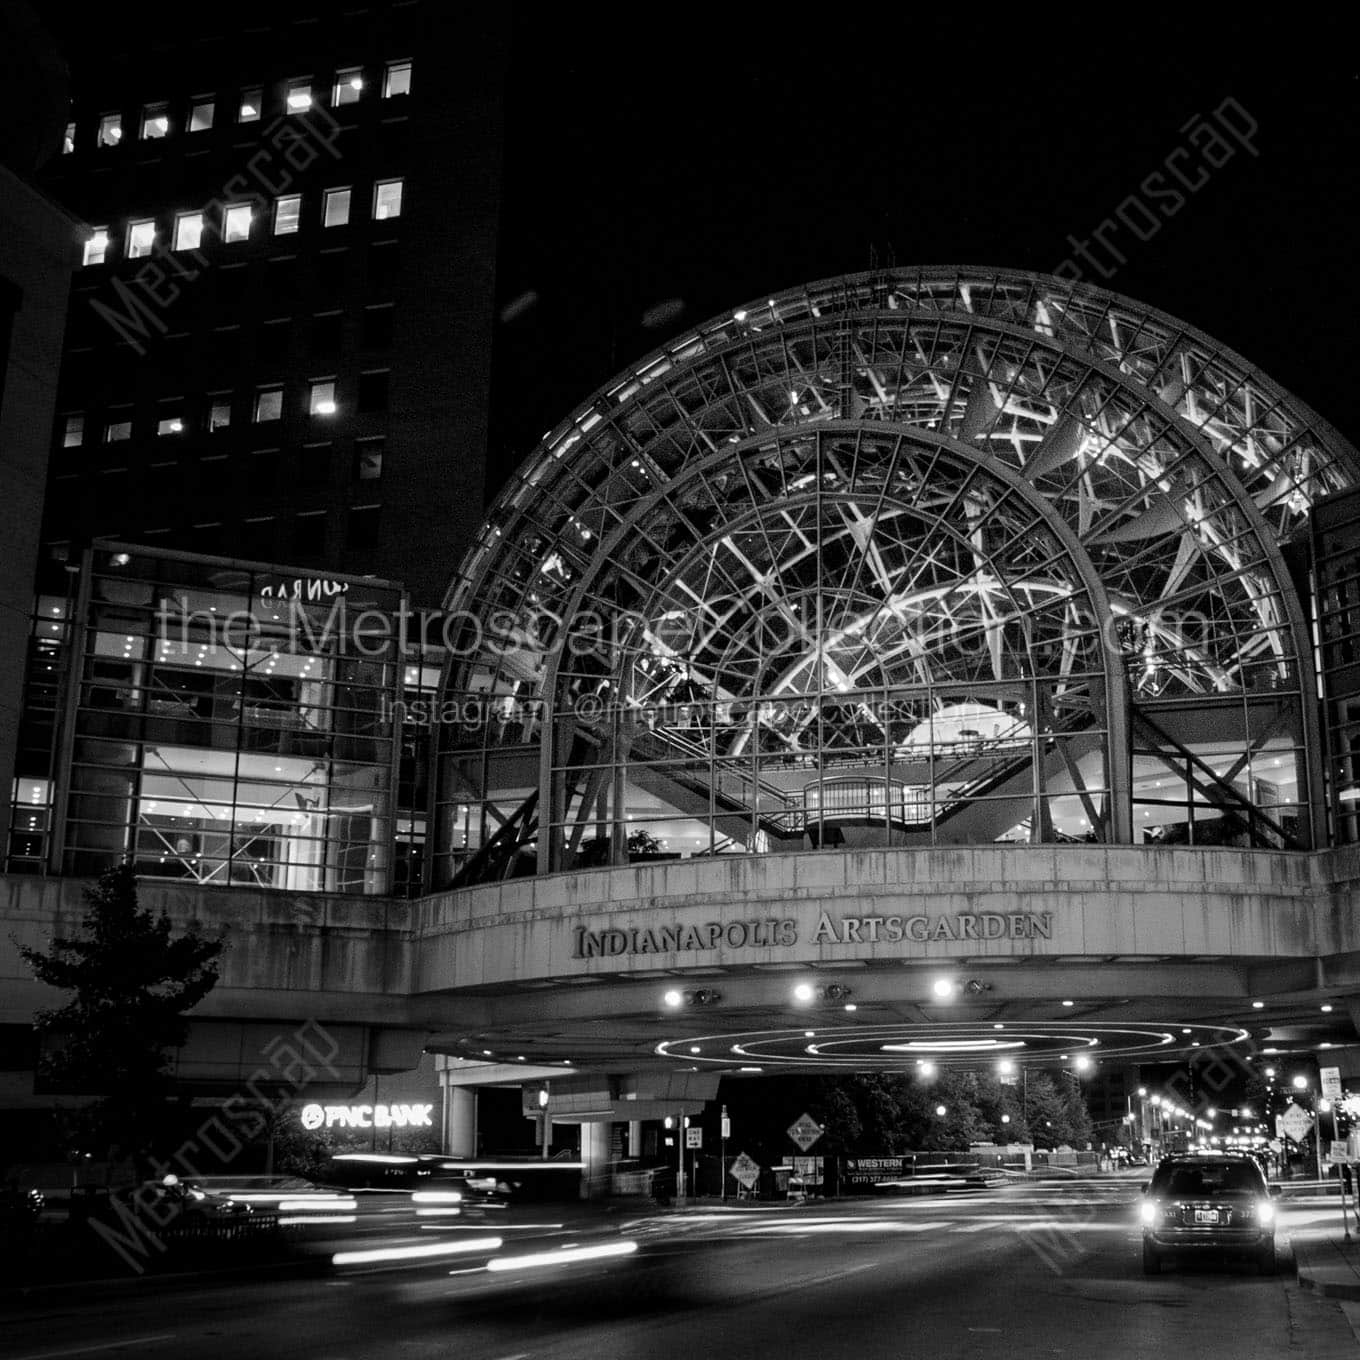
[
  {"left": 628, "top": 1120, "right": 643, "bottom": 1157},
  {"left": 445, "top": 1085, "right": 477, "bottom": 1157},
  {"left": 580, "top": 1120, "right": 612, "bottom": 1200}
]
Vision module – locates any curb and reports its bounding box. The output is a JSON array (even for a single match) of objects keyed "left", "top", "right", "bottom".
[{"left": 1292, "top": 1235, "right": 1360, "bottom": 1302}]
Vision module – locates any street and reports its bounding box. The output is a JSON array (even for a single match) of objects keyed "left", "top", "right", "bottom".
[{"left": 4, "top": 1183, "right": 1358, "bottom": 1360}]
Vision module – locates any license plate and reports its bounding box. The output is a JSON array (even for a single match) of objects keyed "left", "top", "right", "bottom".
[{"left": 1194, "top": 1210, "right": 1219, "bottom": 1224}]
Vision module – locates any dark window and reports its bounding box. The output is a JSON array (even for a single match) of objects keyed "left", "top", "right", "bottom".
[
  {"left": 294, "top": 512, "right": 327, "bottom": 556},
  {"left": 311, "top": 312, "right": 343, "bottom": 357},
  {"left": 368, "top": 242, "right": 399, "bottom": 291},
  {"left": 258, "top": 320, "right": 291, "bottom": 365},
  {"left": 239, "top": 518, "right": 276, "bottom": 559},
  {"left": 193, "top": 522, "right": 225, "bottom": 554},
  {"left": 212, "top": 326, "right": 242, "bottom": 368},
  {"left": 354, "top": 437, "right": 383, "bottom": 480},
  {"left": 249, "top": 452, "right": 279, "bottom": 494},
  {"left": 267, "top": 258, "right": 298, "bottom": 302},
  {"left": 361, "top": 306, "right": 393, "bottom": 349},
  {"left": 300, "top": 444, "right": 332, "bottom": 486},
  {"left": 357, "top": 370, "right": 389, "bottom": 413},
  {"left": 315, "top": 250, "right": 348, "bottom": 294},
  {"left": 347, "top": 505, "right": 380, "bottom": 549}
]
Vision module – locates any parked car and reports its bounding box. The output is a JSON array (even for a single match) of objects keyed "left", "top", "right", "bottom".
[{"left": 1140, "top": 1153, "right": 1277, "bottom": 1274}]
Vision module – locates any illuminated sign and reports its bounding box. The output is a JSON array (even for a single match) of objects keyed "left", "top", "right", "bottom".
[
  {"left": 299, "top": 1102, "right": 433, "bottom": 1131},
  {"left": 259, "top": 577, "right": 351, "bottom": 601},
  {"left": 570, "top": 910, "right": 1052, "bottom": 958}
]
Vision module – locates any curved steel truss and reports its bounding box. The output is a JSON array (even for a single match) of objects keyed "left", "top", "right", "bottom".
[{"left": 438, "top": 268, "right": 1360, "bottom": 883}]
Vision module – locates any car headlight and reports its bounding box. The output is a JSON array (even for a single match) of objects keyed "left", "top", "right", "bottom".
[
  {"left": 1257, "top": 1198, "right": 1275, "bottom": 1225},
  {"left": 1139, "top": 1200, "right": 1159, "bottom": 1224}
]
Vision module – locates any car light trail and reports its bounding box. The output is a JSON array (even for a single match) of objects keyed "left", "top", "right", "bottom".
[
  {"left": 280, "top": 1214, "right": 357, "bottom": 1225},
  {"left": 332, "top": 1236, "right": 502, "bottom": 1265},
  {"left": 485, "top": 1240, "right": 639, "bottom": 1272}
]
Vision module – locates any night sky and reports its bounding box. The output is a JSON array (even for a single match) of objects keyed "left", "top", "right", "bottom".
[{"left": 490, "top": 15, "right": 1360, "bottom": 497}]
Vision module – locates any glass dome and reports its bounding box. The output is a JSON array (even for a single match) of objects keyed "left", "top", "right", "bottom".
[{"left": 436, "top": 268, "right": 1360, "bottom": 883}]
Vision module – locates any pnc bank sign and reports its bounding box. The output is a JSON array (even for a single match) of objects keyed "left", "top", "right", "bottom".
[{"left": 299, "top": 1102, "right": 433, "bottom": 1131}]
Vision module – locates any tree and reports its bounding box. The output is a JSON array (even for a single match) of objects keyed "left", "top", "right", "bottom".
[{"left": 19, "top": 863, "right": 225, "bottom": 1166}]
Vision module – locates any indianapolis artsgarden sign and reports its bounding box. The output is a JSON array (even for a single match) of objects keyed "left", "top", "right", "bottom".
[{"left": 571, "top": 910, "right": 1054, "bottom": 959}]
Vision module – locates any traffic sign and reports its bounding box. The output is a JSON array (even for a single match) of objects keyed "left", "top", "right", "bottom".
[
  {"left": 1322, "top": 1066, "right": 1343, "bottom": 1101},
  {"left": 729, "top": 1151, "right": 760, "bottom": 1189},
  {"left": 1330, "top": 1140, "right": 1350, "bottom": 1164},
  {"left": 1280, "top": 1102, "right": 1314, "bottom": 1143},
  {"left": 686, "top": 1127, "right": 703, "bottom": 1149},
  {"left": 787, "top": 1112, "right": 824, "bottom": 1151}
]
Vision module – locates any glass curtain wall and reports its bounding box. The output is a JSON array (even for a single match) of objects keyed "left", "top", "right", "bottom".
[{"left": 57, "top": 544, "right": 403, "bottom": 893}]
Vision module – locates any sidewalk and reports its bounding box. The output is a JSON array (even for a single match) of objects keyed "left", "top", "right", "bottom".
[{"left": 1293, "top": 1232, "right": 1360, "bottom": 1301}]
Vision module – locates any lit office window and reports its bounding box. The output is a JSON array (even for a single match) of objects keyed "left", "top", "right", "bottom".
[
  {"left": 273, "top": 195, "right": 302, "bottom": 235},
  {"left": 157, "top": 416, "right": 184, "bottom": 436},
  {"left": 82, "top": 228, "right": 109, "bottom": 267},
  {"left": 222, "top": 204, "right": 253, "bottom": 243},
  {"left": 127, "top": 219, "right": 157, "bottom": 259},
  {"left": 383, "top": 60, "right": 412, "bottom": 98},
  {"left": 254, "top": 387, "right": 283, "bottom": 422},
  {"left": 309, "top": 380, "right": 337, "bottom": 416},
  {"left": 174, "top": 212, "right": 204, "bottom": 251},
  {"left": 97, "top": 113, "right": 122, "bottom": 147},
  {"left": 322, "top": 187, "right": 351, "bottom": 227},
  {"left": 189, "top": 100, "right": 215, "bottom": 132},
  {"left": 239, "top": 88, "right": 262, "bottom": 122},
  {"left": 209, "top": 400, "right": 232, "bottom": 432},
  {"left": 63, "top": 122, "right": 75, "bottom": 154},
  {"left": 63, "top": 415, "right": 85, "bottom": 447},
  {"left": 372, "top": 179, "right": 403, "bottom": 221},
  {"left": 286, "top": 80, "right": 312, "bottom": 112},
  {"left": 105, "top": 420, "right": 132, "bottom": 443},
  {"left": 333, "top": 68, "right": 364, "bottom": 105},
  {"left": 141, "top": 102, "right": 170, "bottom": 139}
]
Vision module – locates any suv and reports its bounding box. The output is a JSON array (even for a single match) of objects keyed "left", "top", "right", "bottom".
[{"left": 1140, "top": 1153, "right": 1278, "bottom": 1274}]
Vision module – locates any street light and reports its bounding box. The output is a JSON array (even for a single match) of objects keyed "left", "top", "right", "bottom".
[
  {"left": 935, "top": 1105, "right": 947, "bottom": 1117},
  {"left": 1293, "top": 1074, "right": 1309, "bottom": 1091}
]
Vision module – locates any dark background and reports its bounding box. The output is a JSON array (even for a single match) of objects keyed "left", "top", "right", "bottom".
[
  {"left": 42, "top": 10, "right": 1360, "bottom": 504},
  {"left": 491, "top": 15, "right": 1360, "bottom": 493}
]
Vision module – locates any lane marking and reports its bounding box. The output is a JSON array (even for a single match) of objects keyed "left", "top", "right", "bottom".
[{"left": 13, "top": 1337, "right": 177, "bottom": 1360}]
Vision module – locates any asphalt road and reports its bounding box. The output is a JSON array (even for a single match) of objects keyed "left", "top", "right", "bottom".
[{"left": 5, "top": 1184, "right": 1358, "bottom": 1360}]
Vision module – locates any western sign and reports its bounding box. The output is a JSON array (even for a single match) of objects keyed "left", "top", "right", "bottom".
[{"left": 571, "top": 910, "right": 1053, "bottom": 958}]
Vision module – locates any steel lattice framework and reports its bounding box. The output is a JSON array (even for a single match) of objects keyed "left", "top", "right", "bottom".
[{"left": 437, "top": 268, "right": 1360, "bottom": 884}]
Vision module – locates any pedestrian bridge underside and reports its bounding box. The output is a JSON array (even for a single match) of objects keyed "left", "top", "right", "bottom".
[{"left": 6, "top": 845, "right": 1360, "bottom": 1107}]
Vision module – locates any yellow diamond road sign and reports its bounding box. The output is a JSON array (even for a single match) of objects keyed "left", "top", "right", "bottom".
[
  {"left": 788, "top": 1113, "right": 823, "bottom": 1151},
  {"left": 729, "top": 1151, "right": 760, "bottom": 1189},
  {"left": 1280, "top": 1103, "right": 1314, "bottom": 1143}
]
